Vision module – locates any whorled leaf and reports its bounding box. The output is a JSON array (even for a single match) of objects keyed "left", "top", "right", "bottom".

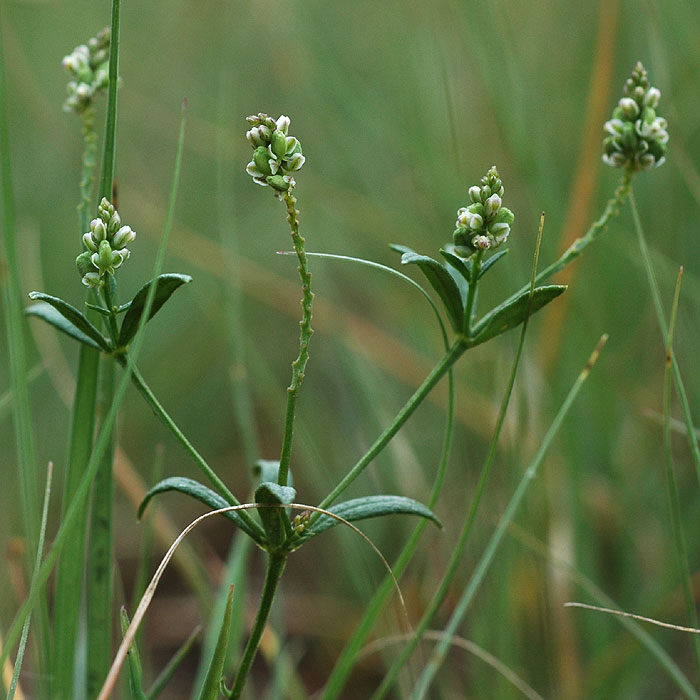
[
  {"left": 26, "top": 293, "right": 111, "bottom": 351},
  {"left": 255, "top": 481, "right": 296, "bottom": 549},
  {"left": 304, "top": 495, "right": 442, "bottom": 539},
  {"left": 138, "top": 476, "right": 262, "bottom": 543},
  {"left": 118, "top": 273, "right": 192, "bottom": 347},
  {"left": 391, "top": 245, "right": 464, "bottom": 332},
  {"left": 470, "top": 284, "right": 566, "bottom": 347}
]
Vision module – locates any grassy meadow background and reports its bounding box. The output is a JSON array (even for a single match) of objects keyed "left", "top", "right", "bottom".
[{"left": 2, "top": 0, "right": 700, "bottom": 697}]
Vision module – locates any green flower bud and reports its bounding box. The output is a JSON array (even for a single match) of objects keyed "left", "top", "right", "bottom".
[
  {"left": 76, "top": 250, "right": 94, "bottom": 278},
  {"left": 468, "top": 185, "right": 481, "bottom": 203},
  {"left": 270, "top": 130, "right": 288, "bottom": 159},
  {"left": 266, "top": 174, "right": 290, "bottom": 191},
  {"left": 618, "top": 97, "right": 639, "bottom": 119},
  {"left": 253, "top": 146, "right": 273, "bottom": 176}
]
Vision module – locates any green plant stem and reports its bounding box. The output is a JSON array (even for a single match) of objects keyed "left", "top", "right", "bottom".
[
  {"left": 226, "top": 552, "right": 288, "bottom": 699},
  {"left": 504, "top": 169, "right": 633, "bottom": 307},
  {"left": 317, "top": 339, "right": 466, "bottom": 513},
  {"left": 661, "top": 270, "right": 700, "bottom": 677},
  {"left": 79, "top": 106, "right": 98, "bottom": 232},
  {"left": 409, "top": 336, "right": 607, "bottom": 700},
  {"left": 368, "top": 248, "right": 539, "bottom": 700},
  {"left": 117, "top": 356, "right": 265, "bottom": 541},
  {"left": 277, "top": 188, "right": 314, "bottom": 487},
  {"left": 628, "top": 189, "right": 700, "bottom": 487},
  {"left": 464, "top": 249, "right": 483, "bottom": 334},
  {"left": 86, "top": 356, "right": 116, "bottom": 697},
  {"left": 102, "top": 279, "right": 120, "bottom": 343}
]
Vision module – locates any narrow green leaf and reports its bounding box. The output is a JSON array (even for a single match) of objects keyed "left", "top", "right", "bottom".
[
  {"left": 196, "top": 585, "right": 234, "bottom": 700},
  {"left": 255, "top": 481, "right": 296, "bottom": 548},
  {"left": 27, "top": 294, "right": 111, "bottom": 351},
  {"left": 477, "top": 249, "right": 508, "bottom": 278},
  {"left": 438, "top": 248, "right": 472, "bottom": 284},
  {"left": 117, "top": 273, "right": 193, "bottom": 347},
  {"left": 120, "top": 608, "right": 148, "bottom": 700},
  {"left": 307, "top": 495, "right": 442, "bottom": 538},
  {"left": 138, "top": 477, "right": 261, "bottom": 542},
  {"left": 471, "top": 285, "right": 566, "bottom": 347},
  {"left": 390, "top": 246, "right": 464, "bottom": 332}
]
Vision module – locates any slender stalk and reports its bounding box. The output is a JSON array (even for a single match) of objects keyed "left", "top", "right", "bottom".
[
  {"left": 661, "top": 269, "right": 700, "bottom": 677},
  {"left": 503, "top": 169, "right": 632, "bottom": 307},
  {"left": 317, "top": 339, "right": 466, "bottom": 513},
  {"left": 628, "top": 189, "right": 700, "bottom": 487},
  {"left": 226, "top": 552, "right": 288, "bottom": 699},
  {"left": 118, "top": 357, "right": 265, "bottom": 541},
  {"left": 101, "top": 280, "right": 120, "bottom": 343},
  {"left": 464, "top": 249, "right": 483, "bottom": 334},
  {"left": 79, "top": 106, "right": 98, "bottom": 232},
  {"left": 409, "top": 336, "right": 607, "bottom": 700},
  {"left": 277, "top": 188, "right": 314, "bottom": 487},
  {"left": 367, "top": 216, "right": 543, "bottom": 698}
]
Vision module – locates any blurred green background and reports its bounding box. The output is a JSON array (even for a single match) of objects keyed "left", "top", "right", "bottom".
[{"left": 2, "top": 0, "right": 700, "bottom": 697}]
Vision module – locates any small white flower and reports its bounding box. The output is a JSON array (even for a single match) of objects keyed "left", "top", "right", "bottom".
[
  {"left": 276, "top": 115, "right": 290, "bottom": 134},
  {"left": 618, "top": 97, "right": 640, "bottom": 119}
]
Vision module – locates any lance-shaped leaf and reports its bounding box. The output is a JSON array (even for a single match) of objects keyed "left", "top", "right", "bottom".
[
  {"left": 391, "top": 245, "right": 464, "bottom": 332},
  {"left": 477, "top": 249, "right": 508, "bottom": 278},
  {"left": 118, "top": 273, "right": 192, "bottom": 347},
  {"left": 26, "top": 298, "right": 111, "bottom": 351},
  {"left": 255, "top": 481, "right": 296, "bottom": 549},
  {"left": 470, "top": 284, "right": 566, "bottom": 347},
  {"left": 138, "top": 477, "right": 262, "bottom": 543},
  {"left": 195, "top": 585, "right": 233, "bottom": 700},
  {"left": 305, "top": 495, "right": 442, "bottom": 539},
  {"left": 439, "top": 248, "right": 472, "bottom": 284}
]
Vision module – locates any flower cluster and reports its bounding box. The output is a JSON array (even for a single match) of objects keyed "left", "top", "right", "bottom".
[
  {"left": 76, "top": 198, "right": 136, "bottom": 287},
  {"left": 453, "top": 166, "right": 514, "bottom": 254},
  {"left": 61, "top": 27, "right": 110, "bottom": 114},
  {"left": 603, "top": 62, "right": 668, "bottom": 172},
  {"left": 245, "top": 113, "right": 305, "bottom": 192}
]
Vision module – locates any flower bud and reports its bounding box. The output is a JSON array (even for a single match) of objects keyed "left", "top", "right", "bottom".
[
  {"left": 270, "top": 130, "right": 288, "bottom": 159},
  {"left": 112, "top": 225, "right": 136, "bottom": 248},
  {"left": 90, "top": 218, "right": 107, "bottom": 242},
  {"left": 276, "top": 115, "right": 290, "bottom": 134},
  {"left": 266, "top": 174, "right": 291, "bottom": 191},
  {"left": 484, "top": 193, "right": 501, "bottom": 218},
  {"left": 618, "top": 97, "right": 640, "bottom": 119},
  {"left": 644, "top": 87, "right": 660, "bottom": 108},
  {"left": 253, "top": 146, "right": 273, "bottom": 176},
  {"left": 468, "top": 185, "right": 481, "bottom": 203},
  {"left": 285, "top": 152, "right": 305, "bottom": 171},
  {"left": 76, "top": 250, "right": 95, "bottom": 277}
]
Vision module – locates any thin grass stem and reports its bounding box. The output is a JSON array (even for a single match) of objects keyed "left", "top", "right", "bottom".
[
  {"left": 628, "top": 188, "right": 700, "bottom": 487},
  {"left": 368, "top": 215, "right": 546, "bottom": 700},
  {"left": 661, "top": 268, "right": 700, "bottom": 677},
  {"left": 409, "top": 335, "right": 607, "bottom": 699}
]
